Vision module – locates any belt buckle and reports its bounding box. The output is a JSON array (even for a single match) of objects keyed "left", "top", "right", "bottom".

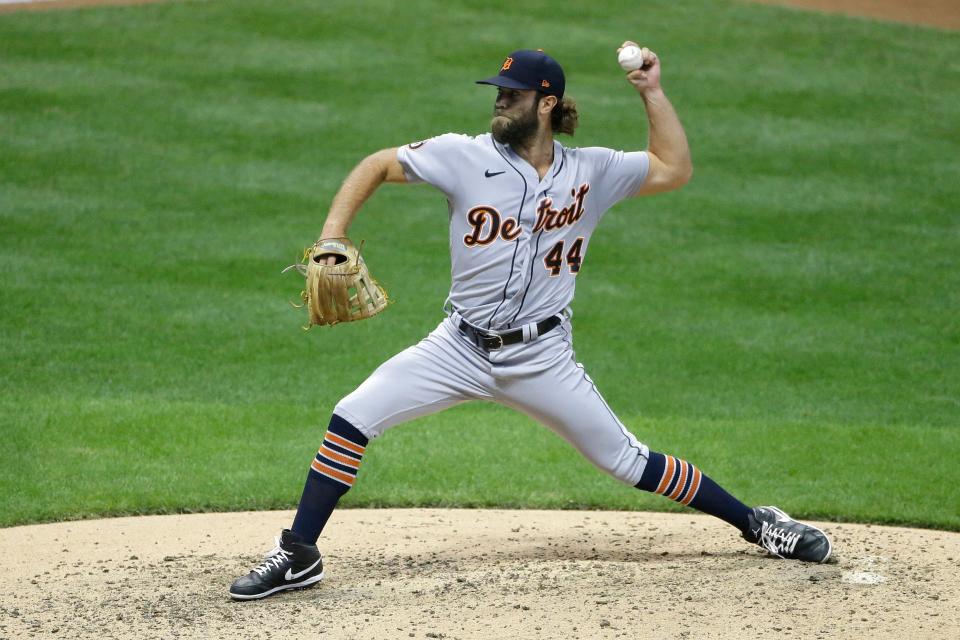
[{"left": 487, "top": 333, "right": 504, "bottom": 351}]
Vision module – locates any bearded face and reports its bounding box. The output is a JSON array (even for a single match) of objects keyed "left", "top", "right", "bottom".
[{"left": 490, "top": 90, "right": 540, "bottom": 148}]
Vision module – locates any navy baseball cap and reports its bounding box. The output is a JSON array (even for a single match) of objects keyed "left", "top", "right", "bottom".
[{"left": 476, "top": 49, "right": 565, "bottom": 98}]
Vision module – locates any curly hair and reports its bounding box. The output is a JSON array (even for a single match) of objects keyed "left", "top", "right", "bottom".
[{"left": 539, "top": 92, "right": 579, "bottom": 136}]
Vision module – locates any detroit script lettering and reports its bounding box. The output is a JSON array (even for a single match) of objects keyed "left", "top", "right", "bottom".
[{"left": 463, "top": 183, "right": 590, "bottom": 246}]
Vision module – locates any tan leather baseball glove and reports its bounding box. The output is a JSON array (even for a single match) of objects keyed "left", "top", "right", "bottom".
[{"left": 286, "top": 237, "right": 388, "bottom": 327}]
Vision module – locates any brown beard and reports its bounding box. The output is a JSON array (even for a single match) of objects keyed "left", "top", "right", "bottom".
[{"left": 490, "top": 102, "right": 539, "bottom": 148}]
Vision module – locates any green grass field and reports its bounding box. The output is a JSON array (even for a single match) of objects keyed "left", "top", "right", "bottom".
[{"left": 2, "top": 0, "right": 958, "bottom": 530}]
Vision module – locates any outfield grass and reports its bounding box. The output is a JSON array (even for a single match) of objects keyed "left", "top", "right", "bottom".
[{"left": 1, "top": 0, "right": 958, "bottom": 529}]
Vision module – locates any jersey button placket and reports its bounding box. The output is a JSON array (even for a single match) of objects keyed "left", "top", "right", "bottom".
[{"left": 501, "top": 190, "right": 542, "bottom": 328}]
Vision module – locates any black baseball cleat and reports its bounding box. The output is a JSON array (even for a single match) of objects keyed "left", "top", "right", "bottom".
[
  {"left": 743, "top": 506, "right": 832, "bottom": 563},
  {"left": 229, "top": 529, "right": 324, "bottom": 600}
]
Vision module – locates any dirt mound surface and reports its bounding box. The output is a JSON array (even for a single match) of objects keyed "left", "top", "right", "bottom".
[{"left": 2, "top": 509, "right": 957, "bottom": 639}]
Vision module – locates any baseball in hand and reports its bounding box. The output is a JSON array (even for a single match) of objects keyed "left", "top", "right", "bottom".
[{"left": 618, "top": 45, "right": 644, "bottom": 71}]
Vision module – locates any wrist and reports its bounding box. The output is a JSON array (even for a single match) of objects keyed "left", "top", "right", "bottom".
[
  {"left": 639, "top": 87, "right": 665, "bottom": 102},
  {"left": 320, "top": 222, "right": 348, "bottom": 238}
]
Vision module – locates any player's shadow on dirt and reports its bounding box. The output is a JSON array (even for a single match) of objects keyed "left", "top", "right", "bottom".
[{"left": 427, "top": 535, "right": 749, "bottom": 564}]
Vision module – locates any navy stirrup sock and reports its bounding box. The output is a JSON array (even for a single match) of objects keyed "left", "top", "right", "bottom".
[
  {"left": 290, "top": 414, "right": 369, "bottom": 545},
  {"left": 635, "top": 451, "right": 752, "bottom": 533}
]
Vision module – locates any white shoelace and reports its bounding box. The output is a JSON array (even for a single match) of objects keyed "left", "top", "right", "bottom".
[
  {"left": 758, "top": 521, "right": 802, "bottom": 557},
  {"left": 252, "top": 537, "right": 292, "bottom": 576}
]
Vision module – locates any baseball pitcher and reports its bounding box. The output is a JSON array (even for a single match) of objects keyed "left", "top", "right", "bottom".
[{"left": 229, "top": 43, "right": 832, "bottom": 601}]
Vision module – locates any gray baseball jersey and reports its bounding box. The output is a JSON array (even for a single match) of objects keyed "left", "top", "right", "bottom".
[
  {"left": 396, "top": 133, "right": 649, "bottom": 329},
  {"left": 334, "top": 132, "right": 654, "bottom": 488}
]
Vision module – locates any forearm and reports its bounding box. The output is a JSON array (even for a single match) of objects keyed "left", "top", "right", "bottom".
[
  {"left": 642, "top": 88, "right": 692, "bottom": 183},
  {"left": 320, "top": 152, "right": 392, "bottom": 238}
]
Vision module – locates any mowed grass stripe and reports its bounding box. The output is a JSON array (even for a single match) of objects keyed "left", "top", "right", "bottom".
[
  {"left": 1, "top": 0, "right": 958, "bottom": 527},
  {"left": 4, "top": 397, "right": 957, "bottom": 529}
]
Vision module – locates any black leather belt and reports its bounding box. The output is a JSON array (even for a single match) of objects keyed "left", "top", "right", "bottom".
[{"left": 458, "top": 316, "right": 562, "bottom": 352}]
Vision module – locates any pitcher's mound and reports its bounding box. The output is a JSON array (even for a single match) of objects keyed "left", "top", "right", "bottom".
[{"left": 2, "top": 509, "right": 957, "bottom": 639}]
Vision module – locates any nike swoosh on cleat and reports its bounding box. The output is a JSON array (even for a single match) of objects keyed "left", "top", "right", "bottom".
[
  {"left": 484, "top": 170, "right": 506, "bottom": 178},
  {"left": 284, "top": 557, "right": 321, "bottom": 581}
]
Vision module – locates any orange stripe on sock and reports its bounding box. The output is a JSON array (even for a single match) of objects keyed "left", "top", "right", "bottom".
[
  {"left": 319, "top": 445, "right": 361, "bottom": 469},
  {"left": 668, "top": 460, "right": 690, "bottom": 501},
  {"left": 655, "top": 456, "right": 676, "bottom": 495},
  {"left": 311, "top": 459, "right": 354, "bottom": 486},
  {"left": 681, "top": 467, "right": 702, "bottom": 506},
  {"left": 325, "top": 432, "right": 366, "bottom": 455}
]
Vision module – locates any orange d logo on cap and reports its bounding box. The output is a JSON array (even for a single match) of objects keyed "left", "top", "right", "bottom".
[{"left": 478, "top": 49, "right": 566, "bottom": 98}]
